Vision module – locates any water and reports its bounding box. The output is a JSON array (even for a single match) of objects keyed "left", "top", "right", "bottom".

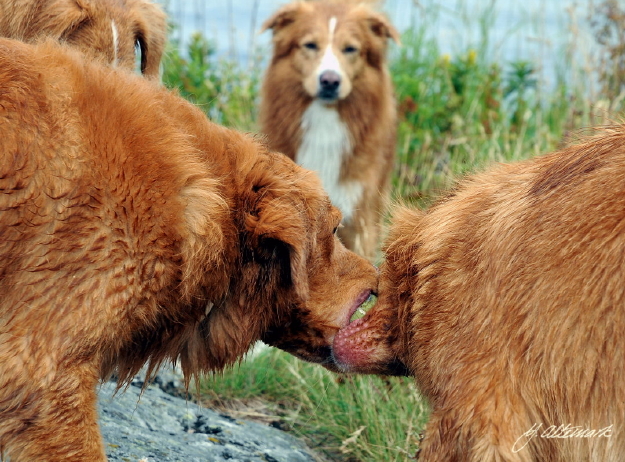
[{"left": 157, "top": 0, "right": 598, "bottom": 91}]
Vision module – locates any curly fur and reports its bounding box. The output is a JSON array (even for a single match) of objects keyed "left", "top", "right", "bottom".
[
  {"left": 0, "top": 38, "right": 377, "bottom": 461},
  {"left": 0, "top": 0, "right": 166, "bottom": 78},
  {"left": 333, "top": 124, "right": 625, "bottom": 461}
]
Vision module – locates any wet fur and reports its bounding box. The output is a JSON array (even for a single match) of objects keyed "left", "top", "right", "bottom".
[
  {"left": 0, "top": 39, "right": 377, "bottom": 461},
  {"left": 0, "top": 0, "right": 166, "bottom": 78},
  {"left": 334, "top": 125, "right": 625, "bottom": 461}
]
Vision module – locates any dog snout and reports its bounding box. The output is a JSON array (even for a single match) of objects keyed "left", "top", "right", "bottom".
[{"left": 319, "top": 70, "right": 341, "bottom": 98}]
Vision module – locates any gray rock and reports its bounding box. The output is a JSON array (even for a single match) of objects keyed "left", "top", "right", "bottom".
[{"left": 98, "top": 374, "right": 322, "bottom": 462}]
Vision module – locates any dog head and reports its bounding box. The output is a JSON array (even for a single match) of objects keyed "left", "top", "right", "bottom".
[
  {"left": 262, "top": 0, "right": 399, "bottom": 103},
  {"left": 179, "top": 143, "right": 380, "bottom": 371},
  {"left": 240, "top": 151, "right": 380, "bottom": 366},
  {"left": 1, "top": 0, "right": 166, "bottom": 79}
]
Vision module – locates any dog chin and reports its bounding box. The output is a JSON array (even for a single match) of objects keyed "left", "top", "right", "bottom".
[
  {"left": 315, "top": 93, "right": 340, "bottom": 104},
  {"left": 331, "top": 312, "right": 409, "bottom": 376}
]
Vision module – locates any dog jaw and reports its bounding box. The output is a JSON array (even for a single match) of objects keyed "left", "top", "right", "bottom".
[
  {"left": 261, "top": 235, "right": 379, "bottom": 366},
  {"left": 332, "top": 295, "right": 409, "bottom": 376}
]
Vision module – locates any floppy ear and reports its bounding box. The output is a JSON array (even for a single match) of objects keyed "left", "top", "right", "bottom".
[
  {"left": 244, "top": 194, "right": 309, "bottom": 301},
  {"left": 367, "top": 11, "right": 401, "bottom": 45},
  {"left": 261, "top": 3, "right": 306, "bottom": 34},
  {"left": 36, "top": 0, "right": 89, "bottom": 41}
]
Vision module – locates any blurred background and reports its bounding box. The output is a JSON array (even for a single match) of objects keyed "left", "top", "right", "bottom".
[
  {"left": 154, "top": 1, "right": 625, "bottom": 460},
  {"left": 163, "top": 0, "right": 595, "bottom": 77}
]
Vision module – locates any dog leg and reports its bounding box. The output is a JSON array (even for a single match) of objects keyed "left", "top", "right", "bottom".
[
  {"left": 1, "top": 364, "right": 105, "bottom": 462},
  {"left": 415, "top": 411, "right": 468, "bottom": 462},
  {"left": 417, "top": 410, "right": 534, "bottom": 462}
]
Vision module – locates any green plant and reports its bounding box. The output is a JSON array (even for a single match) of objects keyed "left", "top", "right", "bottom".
[
  {"left": 589, "top": 0, "right": 625, "bottom": 101},
  {"left": 390, "top": 25, "right": 596, "bottom": 207},
  {"left": 504, "top": 60, "right": 537, "bottom": 130},
  {"left": 199, "top": 347, "right": 427, "bottom": 462},
  {"left": 162, "top": 32, "right": 260, "bottom": 131}
]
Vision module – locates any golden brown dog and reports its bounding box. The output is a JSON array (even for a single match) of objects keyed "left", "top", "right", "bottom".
[
  {"left": 259, "top": 0, "right": 399, "bottom": 261},
  {"left": 333, "top": 126, "right": 625, "bottom": 461},
  {"left": 0, "top": 0, "right": 166, "bottom": 78},
  {"left": 0, "top": 38, "right": 377, "bottom": 462}
]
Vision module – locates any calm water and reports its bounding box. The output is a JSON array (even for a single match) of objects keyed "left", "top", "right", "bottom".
[{"left": 157, "top": 0, "right": 597, "bottom": 90}]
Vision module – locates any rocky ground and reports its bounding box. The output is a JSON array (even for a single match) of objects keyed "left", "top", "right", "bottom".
[{"left": 98, "top": 369, "right": 324, "bottom": 462}]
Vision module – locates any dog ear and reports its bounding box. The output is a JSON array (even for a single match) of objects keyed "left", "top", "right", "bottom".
[
  {"left": 35, "top": 0, "right": 89, "bottom": 41},
  {"left": 261, "top": 3, "right": 306, "bottom": 34},
  {"left": 244, "top": 193, "right": 309, "bottom": 301},
  {"left": 367, "top": 11, "right": 401, "bottom": 45}
]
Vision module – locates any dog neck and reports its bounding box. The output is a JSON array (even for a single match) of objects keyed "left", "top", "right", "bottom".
[{"left": 297, "top": 100, "right": 362, "bottom": 222}]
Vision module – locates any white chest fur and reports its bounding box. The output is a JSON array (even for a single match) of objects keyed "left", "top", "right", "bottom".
[{"left": 297, "top": 101, "right": 363, "bottom": 222}]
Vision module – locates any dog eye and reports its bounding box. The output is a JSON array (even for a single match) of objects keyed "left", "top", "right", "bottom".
[
  {"left": 343, "top": 45, "right": 358, "bottom": 54},
  {"left": 303, "top": 41, "right": 319, "bottom": 51},
  {"left": 135, "top": 36, "right": 147, "bottom": 74}
]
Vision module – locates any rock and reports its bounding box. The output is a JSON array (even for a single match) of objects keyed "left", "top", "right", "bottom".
[{"left": 98, "top": 372, "right": 323, "bottom": 462}]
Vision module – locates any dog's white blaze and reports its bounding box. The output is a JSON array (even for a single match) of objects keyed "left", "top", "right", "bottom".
[
  {"left": 329, "top": 16, "right": 337, "bottom": 35},
  {"left": 111, "top": 20, "right": 119, "bottom": 66},
  {"left": 316, "top": 17, "right": 343, "bottom": 81},
  {"left": 298, "top": 100, "right": 362, "bottom": 222}
]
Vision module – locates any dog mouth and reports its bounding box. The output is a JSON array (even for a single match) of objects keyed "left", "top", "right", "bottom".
[
  {"left": 317, "top": 91, "right": 339, "bottom": 103},
  {"left": 262, "top": 290, "right": 376, "bottom": 366},
  {"left": 346, "top": 290, "right": 377, "bottom": 325},
  {"left": 331, "top": 294, "right": 410, "bottom": 376},
  {"left": 331, "top": 312, "right": 374, "bottom": 372}
]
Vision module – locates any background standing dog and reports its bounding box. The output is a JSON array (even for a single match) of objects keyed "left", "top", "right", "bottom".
[
  {"left": 260, "top": 0, "right": 399, "bottom": 261},
  {"left": 333, "top": 125, "right": 625, "bottom": 461},
  {"left": 0, "top": 0, "right": 166, "bottom": 78},
  {"left": 0, "top": 38, "right": 378, "bottom": 462}
]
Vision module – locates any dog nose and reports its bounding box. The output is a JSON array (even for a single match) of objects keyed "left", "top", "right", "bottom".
[{"left": 319, "top": 70, "right": 341, "bottom": 94}]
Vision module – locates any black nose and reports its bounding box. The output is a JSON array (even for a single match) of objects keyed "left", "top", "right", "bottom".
[{"left": 319, "top": 70, "right": 341, "bottom": 98}]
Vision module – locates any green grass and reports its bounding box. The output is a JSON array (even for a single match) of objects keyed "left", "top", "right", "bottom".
[
  {"left": 162, "top": 32, "right": 260, "bottom": 132},
  {"left": 199, "top": 347, "right": 427, "bottom": 462},
  {"left": 162, "top": 2, "right": 625, "bottom": 460},
  {"left": 388, "top": 20, "right": 612, "bottom": 207}
]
